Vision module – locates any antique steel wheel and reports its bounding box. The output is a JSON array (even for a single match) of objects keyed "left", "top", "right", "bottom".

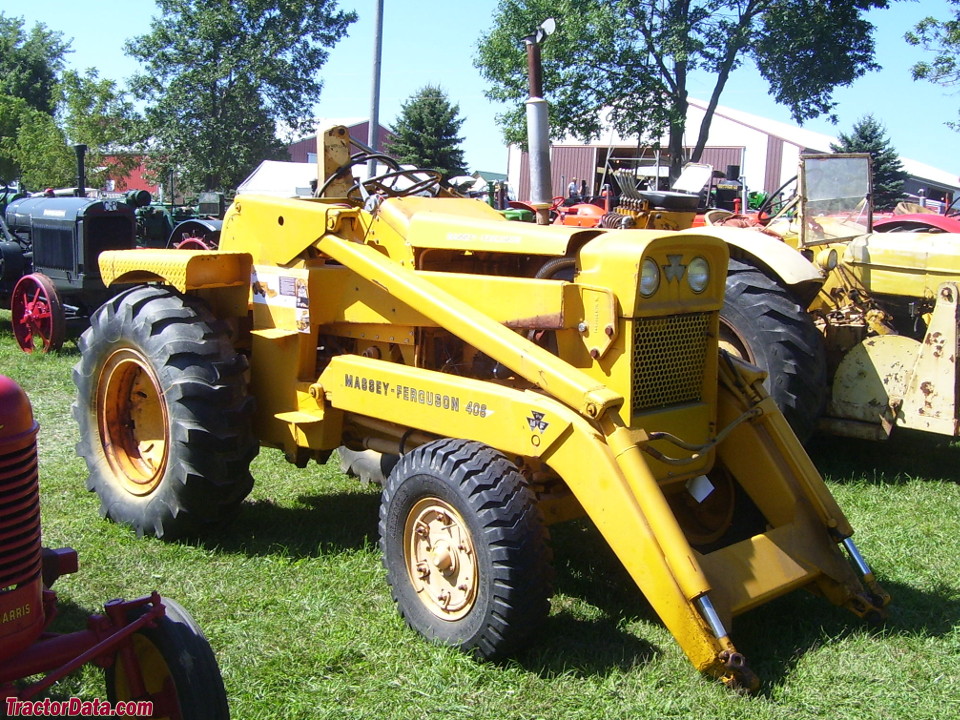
[{"left": 10, "top": 272, "right": 65, "bottom": 353}]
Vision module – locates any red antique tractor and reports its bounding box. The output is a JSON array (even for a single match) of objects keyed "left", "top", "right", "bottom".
[{"left": 0, "top": 375, "right": 228, "bottom": 718}]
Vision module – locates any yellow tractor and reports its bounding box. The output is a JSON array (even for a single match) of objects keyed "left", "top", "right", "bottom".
[
  {"left": 703, "top": 153, "right": 960, "bottom": 441},
  {"left": 72, "top": 126, "right": 888, "bottom": 690}
]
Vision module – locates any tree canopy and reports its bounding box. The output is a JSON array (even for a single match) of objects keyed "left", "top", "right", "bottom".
[
  {"left": 387, "top": 86, "right": 468, "bottom": 178},
  {"left": 0, "top": 13, "right": 140, "bottom": 189},
  {"left": 476, "top": 0, "right": 890, "bottom": 178},
  {"left": 830, "top": 115, "right": 907, "bottom": 210},
  {"left": 0, "top": 13, "right": 70, "bottom": 115},
  {"left": 906, "top": 0, "right": 960, "bottom": 131},
  {"left": 125, "top": 0, "right": 356, "bottom": 192}
]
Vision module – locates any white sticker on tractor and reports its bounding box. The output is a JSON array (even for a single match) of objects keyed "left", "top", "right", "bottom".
[{"left": 686, "top": 474, "right": 715, "bottom": 503}]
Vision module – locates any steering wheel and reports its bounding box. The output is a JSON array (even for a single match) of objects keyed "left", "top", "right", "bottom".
[
  {"left": 317, "top": 151, "right": 442, "bottom": 203},
  {"left": 756, "top": 175, "right": 797, "bottom": 224},
  {"left": 349, "top": 168, "right": 442, "bottom": 201}
]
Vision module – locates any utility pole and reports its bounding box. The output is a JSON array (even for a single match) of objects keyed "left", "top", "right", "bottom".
[{"left": 367, "top": 0, "right": 384, "bottom": 179}]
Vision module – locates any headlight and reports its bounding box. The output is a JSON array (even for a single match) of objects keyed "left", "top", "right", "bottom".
[
  {"left": 815, "top": 248, "right": 838, "bottom": 272},
  {"left": 687, "top": 256, "right": 709, "bottom": 293},
  {"left": 640, "top": 257, "right": 660, "bottom": 297}
]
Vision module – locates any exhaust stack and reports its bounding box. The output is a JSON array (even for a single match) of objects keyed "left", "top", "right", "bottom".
[{"left": 523, "top": 19, "right": 555, "bottom": 224}]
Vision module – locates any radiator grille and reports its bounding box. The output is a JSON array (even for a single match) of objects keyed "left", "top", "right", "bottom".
[
  {"left": 0, "top": 444, "right": 41, "bottom": 591},
  {"left": 632, "top": 312, "right": 711, "bottom": 412}
]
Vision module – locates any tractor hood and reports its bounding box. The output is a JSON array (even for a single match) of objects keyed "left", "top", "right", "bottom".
[{"left": 844, "top": 231, "right": 960, "bottom": 298}]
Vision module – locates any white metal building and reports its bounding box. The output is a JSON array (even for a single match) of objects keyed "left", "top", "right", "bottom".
[{"left": 507, "top": 98, "right": 960, "bottom": 208}]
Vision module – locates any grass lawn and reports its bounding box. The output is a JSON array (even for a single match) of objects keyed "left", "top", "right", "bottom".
[{"left": 1, "top": 310, "right": 958, "bottom": 719}]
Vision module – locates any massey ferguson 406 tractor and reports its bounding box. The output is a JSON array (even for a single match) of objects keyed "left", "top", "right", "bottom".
[{"left": 71, "top": 126, "right": 888, "bottom": 690}]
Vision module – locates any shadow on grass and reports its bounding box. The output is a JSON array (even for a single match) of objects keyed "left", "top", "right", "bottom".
[
  {"left": 807, "top": 429, "right": 960, "bottom": 484},
  {"left": 730, "top": 573, "right": 960, "bottom": 695},
  {"left": 190, "top": 485, "right": 960, "bottom": 683},
  {"left": 197, "top": 489, "right": 383, "bottom": 558}
]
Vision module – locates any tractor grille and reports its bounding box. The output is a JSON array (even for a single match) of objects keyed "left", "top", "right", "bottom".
[
  {"left": 632, "top": 312, "right": 711, "bottom": 412},
  {"left": 0, "top": 443, "right": 42, "bottom": 592},
  {"left": 83, "top": 215, "right": 137, "bottom": 275},
  {"left": 32, "top": 224, "right": 74, "bottom": 272}
]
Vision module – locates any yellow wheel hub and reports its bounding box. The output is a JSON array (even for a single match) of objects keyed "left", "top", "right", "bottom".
[
  {"left": 113, "top": 634, "right": 178, "bottom": 720},
  {"left": 718, "top": 319, "right": 754, "bottom": 363},
  {"left": 404, "top": 498, "right": 478, "bottom": 621},
  {"left": 97, "top": 348, "right": 169, "bottom": 496}
]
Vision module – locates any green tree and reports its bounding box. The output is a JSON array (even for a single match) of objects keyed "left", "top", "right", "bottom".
[
  {"left": 58, "top": 70, "right": 147, "bottom": 190},
  {"left": 8, "top": 106, "right": 75, "bottom": 190},
  {"left": 0, "top": 13, "right": 70, "bottom": 115},
  {"left": 387, "top": 86, "right": 468, "bottom": 178},
  {"left": 125, "top": 0, "right": 356, "bottom": 192},
  {"left": 476, "top": 0, "right": 889, "bottom": 179},
  {"left": 830, "top": 115, "right": 907, "bottom": 210},
  {"left": 1, "top": 69, "right": 146, "bottom": 190},
  {"left": 0, "top": 12, "right": 71, "bottom": 184},
  {"left": 906, "top": 0, "right": 960, "bottom": 130}
]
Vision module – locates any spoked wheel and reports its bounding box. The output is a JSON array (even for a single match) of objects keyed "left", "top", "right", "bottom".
[
  {"left": 10, "top": 273, "right": 66, "bottom": 353},
  {"left": 106, "top": 597, "right": 229, "bottom": 720},
  {"left": 379, "top": 438, "right": 553, "bottom": 659},
  {"left": 174, "top": 235, "right": 216, "bottom": 250},
  {"left": 73, "top": 285, "right": 258, "bottom": 539}
]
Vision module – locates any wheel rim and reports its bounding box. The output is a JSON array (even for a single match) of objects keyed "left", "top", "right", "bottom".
[
  {"left": 403, "top": 497, "right": 478, "bottom": 621},
  {"left": 97, "top": 348, "right": 169, "bottom": 495},
  {"left": 114, "top": 634, "right": 182, "bottom": 720},
  {"left": 666, "top": 468, "right": 736, "bottom": 545},
  {"left": 175, "top": 235, "right": 214, "bottom": 250},
  {"left": 10, "top": 274, "right": 64, "bottom": 353},
  {"left": 718, "top": 317, "right": 756, "bottom": 364}
]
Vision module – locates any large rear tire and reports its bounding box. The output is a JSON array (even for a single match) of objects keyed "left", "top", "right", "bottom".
[
  {"left": 72, "top": 285, "right": 257, "bottom": 539},
  {"left": 106, "top": 597, "right": 229, "bottom": 720},
  {"left": 379, "top": 438, "right": 552, "bottom": 659},
  {"left": 721, "top": 258, "right": 827, "bottom": 442}
]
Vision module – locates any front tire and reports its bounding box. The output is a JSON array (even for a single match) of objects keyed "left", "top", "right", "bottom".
[
  {"left": 72, "top": 285, "right": 257, "bottom": 539},
  {"left": 106, "top": 597, "right": 229, "bottom": 720},
  {"left": 721, "top": 258, "right": 827, "bottom": 442},
  {"left": 379, "top": 439, "right": 552, "bottom": 659}
]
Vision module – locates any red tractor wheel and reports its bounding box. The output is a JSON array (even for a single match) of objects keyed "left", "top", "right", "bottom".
[
  {"left": 10, "top": 273, "right": 66, "bottom": 353},
  {"left": 174, "top": 235, "right": 215, "bottom": 251}
]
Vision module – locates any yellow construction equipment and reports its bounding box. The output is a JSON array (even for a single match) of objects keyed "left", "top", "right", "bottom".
[{"left": 72, "top": 126, "right": 888, "bottom": 690}]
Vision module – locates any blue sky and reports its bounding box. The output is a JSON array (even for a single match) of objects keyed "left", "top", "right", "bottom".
[{"left": 8, "top": 0, "right": 959, "bottom": 180}]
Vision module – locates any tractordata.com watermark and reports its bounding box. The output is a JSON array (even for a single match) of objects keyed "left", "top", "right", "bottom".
[{"left": 5, "top": 697, "right": 154, "bottom": 716}]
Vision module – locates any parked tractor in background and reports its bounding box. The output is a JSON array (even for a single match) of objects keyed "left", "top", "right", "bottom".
[
  {"left": 0, "top": 375, "right": 228, "bottom": 718},
  {"left": 1, "top": 192, "right": 140, "bottom": 353},
  {"left": 712, "top": 153, "right": 960, "bottom": 441},
  {"left": 71, "top": 124, "right": 889, "bottom": 691},
  {"left": 137, "top": 191, "right": 227, "bottom": 250},
  {"left": 0, "top": 143, "right": 227, "bottom": 353}
]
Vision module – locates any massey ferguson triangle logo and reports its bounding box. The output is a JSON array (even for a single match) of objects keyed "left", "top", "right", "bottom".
[
  {"left": 527, "top": 411, "right": 549, "bottom": 432},
  {"left": 663, "top": 254, "right": 686, "bottom": 283}
]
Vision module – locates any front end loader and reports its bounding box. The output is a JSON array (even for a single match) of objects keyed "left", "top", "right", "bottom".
[{"left": 71, "top": 126, "right": 888, "bottom": 689}]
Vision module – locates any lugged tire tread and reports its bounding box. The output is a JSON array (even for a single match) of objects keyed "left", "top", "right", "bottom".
[
  {"left": 722, "top": 258, "right": 827, "bottom": 441},
  {"left": 72, "top": 285, "right": 258, "bottom": 539},
  {"left": 379, "top": 438, "right": 553, "bottom": 659}
]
